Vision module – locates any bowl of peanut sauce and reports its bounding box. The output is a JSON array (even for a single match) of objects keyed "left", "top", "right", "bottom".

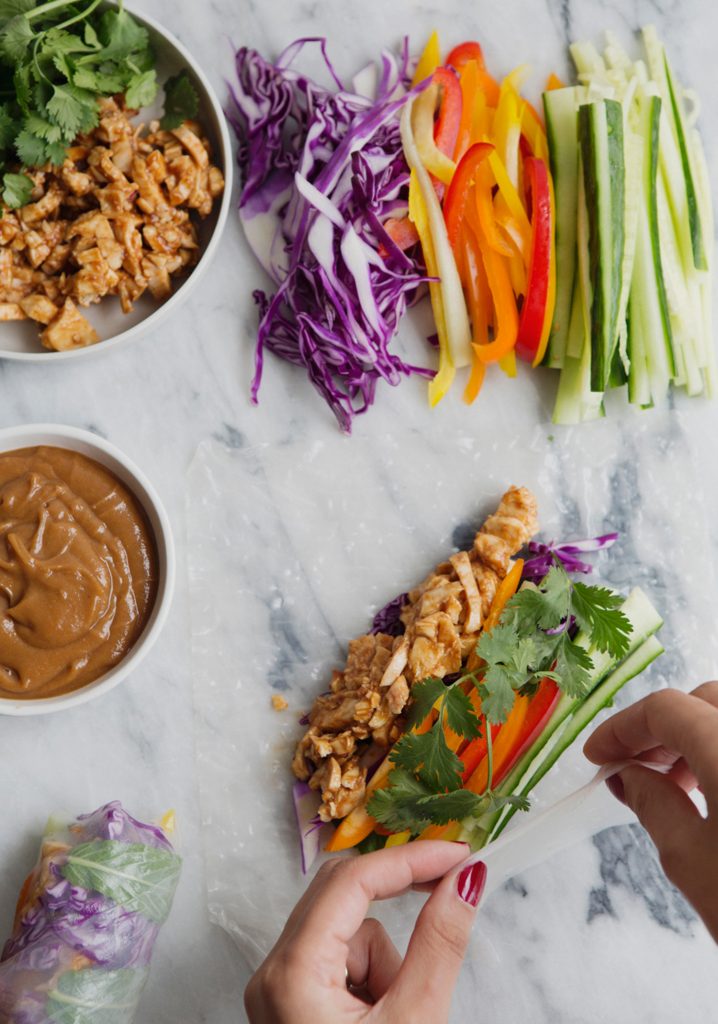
[{"left": 0, "top": 424, "right": 174, "bottom": 714}]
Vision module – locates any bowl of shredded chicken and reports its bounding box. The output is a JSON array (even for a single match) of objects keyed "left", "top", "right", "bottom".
[{"left": 0, "top": 6, "right": 231, "bottom": 360}]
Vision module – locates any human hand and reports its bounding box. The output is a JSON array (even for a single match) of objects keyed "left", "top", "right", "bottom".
[
  {"left": 584, "top": 683, "right": 718, "bottom": 941},
  {"left": 244, "top": 841, "right": 486, "bottom": 1023}
]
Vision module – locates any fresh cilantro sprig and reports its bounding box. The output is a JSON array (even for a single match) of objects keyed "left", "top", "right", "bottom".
[
  {"left": 475, "top": 562, "right": 632, "bottom": 722},
  {"left": 366, "top": 561, "right": 632, "bottom": 837},
  {"left": 0, "top": 0, "right": 199, "bottom": 207}
]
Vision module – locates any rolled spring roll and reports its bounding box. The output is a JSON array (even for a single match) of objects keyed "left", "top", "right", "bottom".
[{"left": 0, "top": 802, "right": 181, "bottom": 1023}]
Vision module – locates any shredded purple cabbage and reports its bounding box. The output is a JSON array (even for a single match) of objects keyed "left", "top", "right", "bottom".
[
  {"left": 522, "top": 533, "right": 619, "bottom": 581},
  {"left": 370, "top": 592, "right": 408, "bottom": 636},
  {"left": 229, "top": 38, "right": 432, "bottom": 432}
]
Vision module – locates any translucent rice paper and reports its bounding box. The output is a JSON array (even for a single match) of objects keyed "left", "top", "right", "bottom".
[{"left": 187, "top": 406, "right": 718, "bottom": 969}]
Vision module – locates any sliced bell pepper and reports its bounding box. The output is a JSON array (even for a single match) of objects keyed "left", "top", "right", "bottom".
[
  {"left": 494, "top": 69, "right": 526, "bottom": 190},
  {"left": 466, "top": 211, "right": 519, "bottom": 365},
  {"left": 433, "top": 66, "right": 463, "bottom": 164},
  {"left": 459, "top": 721, "right": 502, "bottom": 782},
  {"left": 412, "top": 30, "right": 441, "bottom": 86},
  {"left": 454, "top": 59, "right": 480, "bottom": 161},
  {"left": 546, "top": 72, "right": 565, "bottom": 91},
  {"left": 521, "top": 101, "right": 549, "bottom": 163},
  {"left": 443, "top": 141, "right": 494, "bottom": 248},
  {"left": 383, "top": 216, "right": 420, "bottom": 251},
  {"left": 446, "top": 40, "right": 500, "bottom": 105},
  {"left": 515, "top": 156, "right": 553, "bottom": 363},
  {"left": 457, "top": 223, "right": 491, "bottom": 404},
  {"left": 475, "top": 163, "right": 513, "bottom": 257},
  {"left": 413, "top": 83, "right": 457, "bottom": 186},
  {"left": 464, "top": 692, "right": 531, "bottom": 794},
  {"left": 532, "top": 167, "right": 557, "bottom": 366},
  {"left": 506, "top": 676, "right": 561, "bottom": 769},
  {"left": 386, "top": 830, "right": 412, "bottom": 847},
  {"left": 489, "top": 151, "right": 532, "bottom": 261},
  {"left": 499, "top": 350, "right": 518, "bottom": 378},
  {"left": 483, "top": 557, "right": 524, "bottom": 631}
]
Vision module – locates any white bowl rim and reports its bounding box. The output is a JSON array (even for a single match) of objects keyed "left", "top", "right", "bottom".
[
  {"left": 0, "top": 4, "right": 234, "bottom": 363},
  {"left": 0, "top": 423, "right": 175, "bottom": 715}
]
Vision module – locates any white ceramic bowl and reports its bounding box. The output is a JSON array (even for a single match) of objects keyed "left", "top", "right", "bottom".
[
  {"left": 0, "top": 3, "right": 233, "bottom": 362},
  {"left": 0, "top": 424, "right": 175, "bottom": 715}
]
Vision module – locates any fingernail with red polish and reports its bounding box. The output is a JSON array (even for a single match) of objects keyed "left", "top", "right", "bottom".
[
  {"left": 456, "top": 861, "right": 487, "bottom": 907},
  {"left": 606, "top": 774, "right": 626, "bottom": 805}
]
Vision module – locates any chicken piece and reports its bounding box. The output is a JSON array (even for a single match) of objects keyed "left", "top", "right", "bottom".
[
  {"left": 111, "top": 137, "right": 135, "bottom": 176},
  {"left": 141, "top": 254, "right": 172, "bottom": 300},
  {"left": 97, "top": 181, "right": 138, "bottom": 216},
  {"left": 19, "top": 294, "right": 58, "bottom": 324},
  {"left": 478, "top": 486, "right": 539, "bottom": 554},
  {"left": 41, "top": 298, "right": 98, "bottom": 350},
  {"left": 344, "top": 634, "right": 395, "bottom": 690},
  {"left": 450, "top": 550, "right": 483, "bottom": 633},
  {"left": 407, "top": 612, "right": 462, "bottom": 682},
  {"left": 0, "top": 214, "right": 19, "bottom": 246},
  {"left": 116, "top": 270, "right": 147, "bottom": 314},
  {"left": 20, "top": 187, "right": 63, "bottom": 226},
  {"left": 71, "top": 247, "right": 120, "bottom": 305},
  {"left": 145, "top": 149, "right": 167, "bottom": 184},
  {"left": 0, "top": 303, "right": 26, "bottom": 320},
  {"left": 164, "top": 155, "right": 197, "bottom": 207},
  {"left": 314, "top": 756, "right": 367, "bottom": 822},
  {"left": 132, "top": 155, "right": 172, "bottom": 219},
  {"left": 60, "top": 161, "right": 93, "bottom": 196},
  {"left": 42, "top": 243, "right": 71, "bottom": 275},
  {"left": 171, "top": 124, "right": 209, "bottom": 169},
  {"left": 208, "top": 165, "right": 225, "bottom": 200}
]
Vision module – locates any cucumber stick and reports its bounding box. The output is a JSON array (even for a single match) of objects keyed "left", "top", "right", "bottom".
[
  {"left": 543, "top": 87, "right": 581, "bottom": 368},
  {"left": 458, "top": 587, "right": 663, "bottom": 846},
  {"left": 489, "top": 634, "right": 664, "bottom": 841},
  {"left": 579, "top": 99, "right": 626, "bottom": 392}
]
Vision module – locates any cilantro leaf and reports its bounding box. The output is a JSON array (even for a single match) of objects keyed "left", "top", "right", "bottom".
[
  {"left": 478, "top": 664, "right": 517, "bottom": 723},
  {"left": 0, "top": 103, "right": 16, "bottom": 150},
  {"left": 124, "top": 68, "right": 157, "bottom": 110},
  {"left": 0, "top": 13, "right": 32, "bottom": 63},
  {"left": 404, "top": 677, "right": 445, "bottom": 729},
  {"left": 46, "top": 83, "right": 97, "bottom": 136},
  {"left": 22, "top": 113, "right": 61, "bottom": 143},
  {"left": 14, "top": 127, "right": 47, "bottom": 166},
  {"left": 390, "top": 729, "right": 464, "bottom": 792},
  {"left": 2, "top": 169, "right": 32, "bottom": 207},
  {"left": 572, "top": 581, "right": 632, "bottom": 657},
  {"left": 444, "top": 685, "right": 482, "bottom": 740},
  {"left": 97, "top": 8, "right": 149, "bottom": 60},
  {"left": 0, "top": 0, "right": 34, "bottom": 18},
  {"left": 509, "top": 565, "right": 571, "bottom": 630},
  {"left": 554, "top": 634, "right": 594, "bottom": 697},
  {"left": 161, "top": 71, "right": 198, "bottom": 130},
  {"left": 475, "top": 620, "right": 519, "bottom": 667}
]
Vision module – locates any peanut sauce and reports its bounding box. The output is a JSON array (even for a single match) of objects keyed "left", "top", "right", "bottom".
[{"left": 0, "top": 446, "right": 158, "bottom": 699}]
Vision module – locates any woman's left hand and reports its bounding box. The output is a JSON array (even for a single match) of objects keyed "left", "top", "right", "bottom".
[{"left": 244, "top": 841, "right": 486, "bottom": 1024}]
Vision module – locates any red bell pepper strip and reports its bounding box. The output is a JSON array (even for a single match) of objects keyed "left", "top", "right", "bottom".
[
  {"left": 443, "top": 141, "right": 494, "bottom": 248},
  {"left": 460, "top": 721, "right": 502, "bottom": 782},
  {"left": 446, "top": 41, "right": 500, "bottom": 105},
  {"left": 433, "top": 66, "right": 463, "bottom": 161},
  {"left": 502, "top": 676, "right": 560, "bottom": 773},
  {"left": 515, "top": 156, "right": 553, "bottom": 362}
]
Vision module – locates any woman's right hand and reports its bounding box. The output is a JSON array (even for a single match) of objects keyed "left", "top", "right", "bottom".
[{"left": 584, "top": 682, "right": 718, "bottom": 941}]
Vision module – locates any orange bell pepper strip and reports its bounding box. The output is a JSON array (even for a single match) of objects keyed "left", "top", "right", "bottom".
[
  {"left": 475, "top": 165, "right": 513, "bottom": 257},
  {"left": 521, "top": 102, "right": 549, "bottom": 163},
  {"left": 489, "top": 152, "right": 532, "bottom": 262},
  {"left": 412, "top": 30, "right": 441, "bottom": 86},
  {"left": 546, "top": 72, "right": 565, "bottom": 91},
  {"left": 515, "top": 157, "right": 553, "bottom": 363},
  {"left": 466, "top": 212, "right": 519, "bottom": 365},
  {"left": 465, "top": 693, "right": 531, "bottom": 795},
  {"left": 454, "top": 59, "right": 480, "bottom": 161},
  {"left": 484, "top": 557, "right": 524, "bottom": 630},
  {"left": 457, "top": 223, "right": 491, "bottom": 404},
  {"left": 443, "top": 141, "right": 494, "bottom": 248}
]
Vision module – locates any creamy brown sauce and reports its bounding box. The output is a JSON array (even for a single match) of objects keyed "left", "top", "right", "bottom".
[{"left": 0, "top": 446, "right": 158, "bottom": 699}]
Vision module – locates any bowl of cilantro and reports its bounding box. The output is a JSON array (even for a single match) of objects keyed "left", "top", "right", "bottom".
[{"left": 0, "top": 0, "right": 232, "bottom": 360}]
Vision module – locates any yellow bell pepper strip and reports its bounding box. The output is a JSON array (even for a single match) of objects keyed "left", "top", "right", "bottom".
[
  {"left": 494, "top": 69, "right": 527, "bottom": 190},
  {"left": 386, "top": 830, "right": 412, "bottom": 847},
  {"left": 489, "top": 151, "right": 532, "bottom": 261},
  {"left": 443, "top": 141, "right": 494, "bottom": 248},
  {"left": 412, "top": 30, "right": 441, "bottom": 86},
  {"left": 475, "top": 164, "right": 514, "bottom": 257},
  {"left": 515, "top": 157, "right": 553, "bottom": 363},
  {"left": 499, "top": 350, "right": 517, "bottom": 377},
  {"left": 546, "top": 72, "right": 565, "bottom": 91},
  {"left": 446, "top": 41, "right": 500, "bottom": 106},
  {"left": 401, "top": 95, "right": 473, "bottom": 380},
  {"left": 412, "top": 83, "right": 456, "bottom": 187},
  {"left": 466, "top": 210, "right": 519, "bottom": 365},
  {"left": 520, "top": 101, "right": 549, "bottom": 163}
]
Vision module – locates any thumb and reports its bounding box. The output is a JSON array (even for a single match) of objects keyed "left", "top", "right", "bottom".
[{"left": 385, "top": 859, "right": 486, "bottom": 1021}]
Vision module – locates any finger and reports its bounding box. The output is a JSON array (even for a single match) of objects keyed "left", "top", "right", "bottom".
[
  {"left": 618, "top": 764, "right": 704, "bottom": 888},
  {"left": 290, "top": 842, "right": 471, "bottom": 959},
  {"left": 386, "top": 860, "right": 486, "bottom": 1020},
  {"left": 584, "top": 689, "right": 718, "bottom": 799},
  {"left": 346, "top": 918, "right": 402, "bottom": 1002}
]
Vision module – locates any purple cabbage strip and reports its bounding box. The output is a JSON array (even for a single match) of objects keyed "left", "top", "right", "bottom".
[
  {"left": 521, "top": 533, "right": 619, "bottom": 582},
  {"left": 229, "top": 38, "right": 432, "bottom": 432},
  {"left": 370, "top": 592, "right": 408, "bottom": 637}
]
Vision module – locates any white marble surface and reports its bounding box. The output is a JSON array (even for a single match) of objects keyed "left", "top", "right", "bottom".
[{"left": 1, "top": 1, "right": 718, "bottom": 1022}]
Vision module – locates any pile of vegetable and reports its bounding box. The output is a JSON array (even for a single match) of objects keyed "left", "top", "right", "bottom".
[
  {"left": 229, "top": 39, "right": 431, "bottom": 432},
  {"left": 546, "top": 28, "right": 715, "bottom": 422},
  {"left": 398, "top": 33, "right": 556, "bottom": 405},
  {"left": 320, "top": 537, "right": 663, "bottom": 855},
  {"left": 0, "top": 0, "right": 198, "bottom": 209}
]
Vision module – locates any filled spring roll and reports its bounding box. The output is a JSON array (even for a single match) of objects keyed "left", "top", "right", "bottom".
[{"left": 0, "top": 802, "right": 181, "bottom": 1023}]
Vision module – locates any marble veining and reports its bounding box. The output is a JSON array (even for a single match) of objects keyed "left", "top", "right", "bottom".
[{"left": 0, "top": 1, "right": 716, "bottom": 1023}]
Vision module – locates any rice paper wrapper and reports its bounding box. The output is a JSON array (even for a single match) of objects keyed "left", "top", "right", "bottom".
[
  {"left": 187, "top": 407, "right": 718, "bottom": 969},
  {"left": 0, "top": 803, "right": 181, "bottom": 1024}
]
